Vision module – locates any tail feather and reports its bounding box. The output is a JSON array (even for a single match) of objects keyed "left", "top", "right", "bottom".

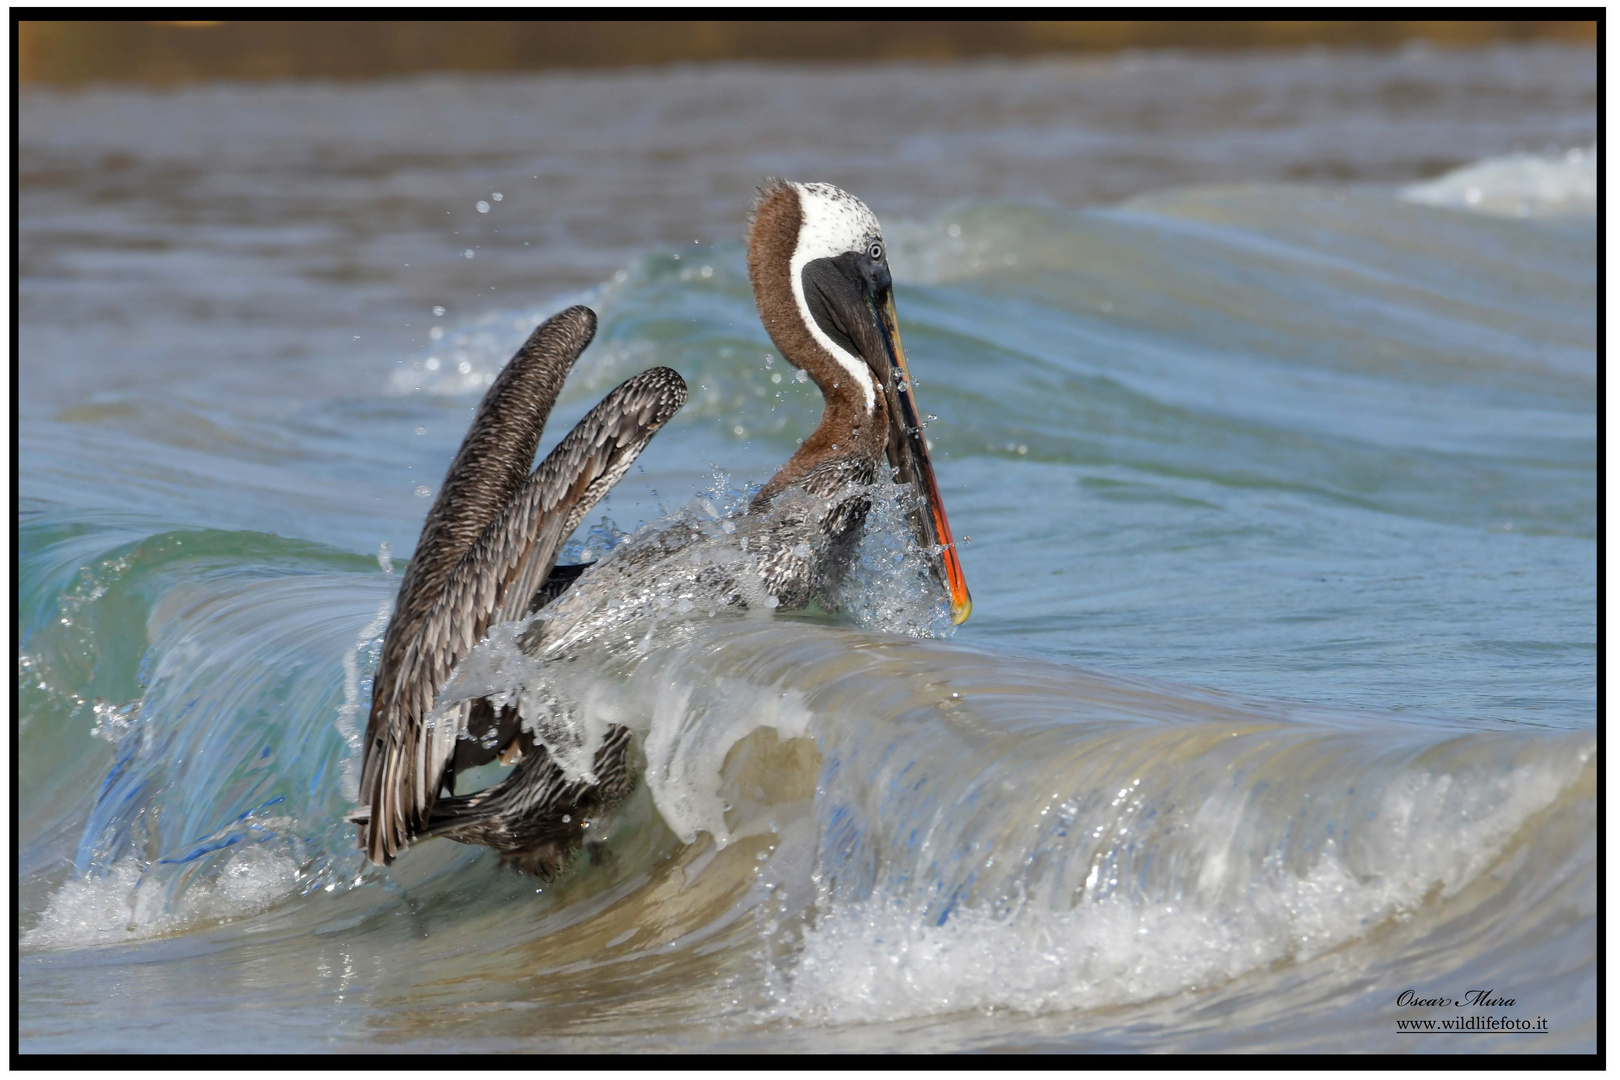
[{"left": 421, "top": 725, "right": 638, "bottom": 878}]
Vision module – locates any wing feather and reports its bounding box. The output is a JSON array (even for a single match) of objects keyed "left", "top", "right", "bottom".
[{"left": 358, "top": 363, "right": 686, "bottom": 863}]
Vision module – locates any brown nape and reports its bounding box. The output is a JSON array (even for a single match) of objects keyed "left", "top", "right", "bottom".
[{"left": 746, "top": 179, "right": 889, "bottom": 507}]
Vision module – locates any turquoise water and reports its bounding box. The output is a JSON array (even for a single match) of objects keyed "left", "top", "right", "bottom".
[{"left": 19, "top": 46, "right": 1595, "bottom": 1053}]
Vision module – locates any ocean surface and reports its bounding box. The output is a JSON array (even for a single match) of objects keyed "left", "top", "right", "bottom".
[{"left": 18, "top": 45, "right": 1596, "bottom": 1054}]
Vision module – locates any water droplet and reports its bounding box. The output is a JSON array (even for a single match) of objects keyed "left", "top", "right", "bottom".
[
  {"left": 476, "top": 200, "right": 491, "bottom": 213},
  {"left": 561, "top": 814, "right": 571, "bottom": 823},
  {"left": 425, "top": 357, "right": 440, "bottom": 371},
  {"left": 464, "top": 249, "right": 475, "bottom": 259},
  {"left": 947, "top": 222, "right": 962, "bottom": 237},
  {"left": 771, "top": 372, "right": 782, "bottom": 384},
  {"left": 458, "top": 360, "right": 472, "bottom": 374},
  {"left": 733, "top": 425, "right": 746, "bottom": 436},
  {"left": 491, "top": 192, "right": 503, "bottom": 201},
  {"left": 415, "top": 485, "right": 432, "bottom": 498},
  {"left": 431, "top": 305, "right": 445, "bottom": 317},
  {"left": 794, "top": 370, "right": 808, "bottom": 383},
  {"left": 414, "top": 425, "right": 425, "bottom": 436}
]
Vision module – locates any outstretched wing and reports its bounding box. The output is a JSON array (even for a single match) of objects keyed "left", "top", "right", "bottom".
[
  {"left": 358, "top": 365, "right": 687, "bottom": 864},
  {"left": 394, "top": 305, "right": 596, "bottom": 627}
]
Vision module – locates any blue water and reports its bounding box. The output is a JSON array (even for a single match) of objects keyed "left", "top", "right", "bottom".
[{"left": 19, "top": 45, "right": 1595, "bottom": 1053}]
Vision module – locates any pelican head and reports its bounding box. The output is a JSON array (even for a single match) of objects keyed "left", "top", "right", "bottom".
[{"left": 746, "top": 178, "right": 971, "bottom": 624}]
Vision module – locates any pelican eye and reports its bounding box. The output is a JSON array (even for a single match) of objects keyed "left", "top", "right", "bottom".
[{"left": 868, "top": 240, "right": 884, "bottom": 262}]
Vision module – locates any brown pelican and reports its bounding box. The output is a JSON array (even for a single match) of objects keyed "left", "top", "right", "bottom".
[{"left": 353, "top": 179, "right": 970, "bottom": 874}]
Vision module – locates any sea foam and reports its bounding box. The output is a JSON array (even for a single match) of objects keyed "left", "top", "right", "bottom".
[{"left": 1400, "top": 144, "right": 1597, "bottom": 218}]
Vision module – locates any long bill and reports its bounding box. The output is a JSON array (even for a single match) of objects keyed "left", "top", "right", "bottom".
[{"left": 873, "top": 290, "right": 972, "bottom": 624}]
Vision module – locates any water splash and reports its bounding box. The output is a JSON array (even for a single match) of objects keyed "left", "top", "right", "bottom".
[
  {"left": 432, "top": 472, "right": 957, "bottom": 805},
  {"left": 25, "top": 845, "right": 304, "bottom": 950}
]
